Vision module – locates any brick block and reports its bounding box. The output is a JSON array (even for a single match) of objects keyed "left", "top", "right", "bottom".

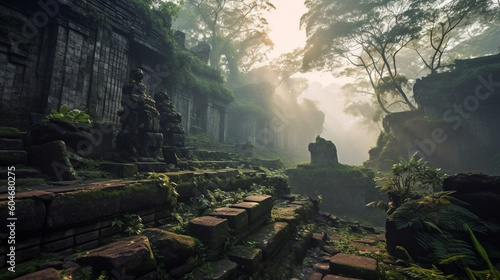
[
  {"left": 208, "top": 207, "right": 248, "bottom": 234},
  {"left": 75, "top": 230, "right": 99, "bottom": 245},
  {"left": 231, "top": 202, "right": 267, "bottom": 225},
  {"left": 44, "top": 237, "right": 74, "bottom": 252},
  {"left": 243, "top": 195, "right": 273, "bottom": 213},
  {"left": 329, "top": 253, "right": 378, "bottom": 280},
  {"left": 188, "top": 216, "right": 228, "bottom": 248}
]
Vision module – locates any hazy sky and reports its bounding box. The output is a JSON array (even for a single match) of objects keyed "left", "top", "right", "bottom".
[{"left": 265, "top": 0, "right": 379, "bottom": 165}]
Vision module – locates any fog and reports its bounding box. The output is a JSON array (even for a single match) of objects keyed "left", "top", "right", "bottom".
[
  {"left": 299, "top": 82, "right": 380, "bottom": 165},
  {"left": 265, "top": 0, "right": 379, "bottom": 165}
]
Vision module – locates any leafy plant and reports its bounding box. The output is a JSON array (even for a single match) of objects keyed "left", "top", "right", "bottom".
[
  {"left": 111, "top": 214, "right": 144, "bottom": 236},
  {"left": 370, "top": 152, "right": 442, "bottom": 214},
  {"left": 45, "top": 104, "right": 92, "bottom": 124},
  {"left": 465, "top": 224, "right": 500, "bottom": 280},
  {"left": 148, "top": 173, "right": 179, "bottom": 209},
  {"left": 391, "top": 194, "right": 500, "bottom": 276}
]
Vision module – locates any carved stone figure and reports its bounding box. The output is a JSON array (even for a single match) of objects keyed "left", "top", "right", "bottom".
[
  {"left": 308, "top": 136, "right": 338, "bottom": 164},
  {"left": 155, "top": 91, "right": 189, "bottom": 163},
  {"left": 116, "top": 69, "right": 163, "bottom": 161}
]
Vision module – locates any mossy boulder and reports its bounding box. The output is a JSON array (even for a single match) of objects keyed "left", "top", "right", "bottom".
[
  {"left": 143, "top": 228, "right": 196, "bottom": 268},
  {"left": 26, "top": 140, "right": 77, "bottom": 181}
]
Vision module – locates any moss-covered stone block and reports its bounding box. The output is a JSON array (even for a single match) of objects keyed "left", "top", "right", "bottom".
[
  {"left": 143, "top": 228, "right": 196, "bottom": 268},
  {"left": 244, "top": 195, "right": 274, "bottom": 213},
  {"left": 119, "top": 182, "right": 170, "bottom": 212},
  {"left": 26, "top": 140, "right": 76, "bottom": 181},
  {"left": 188, "top": 216, "right": 228, "bottom": 249},
  {"left": 190, "top": 259, "right": 238, "bottom": 280},
  {"left": 231, "top": 202, "right": 268, "bottom": 225},
  {"left": 165, "top": 171, "right": 195, "bottom": 183},
  {"left": 227, "top": 246, "right": 263, "bottom": 274},
  {"left": 100, "top": 163, "right": 138, "bottom": 178},
  {"left": 208, "top": 207, "right": 248, "bottom": 234},
  {"left": 46, "top": 188, "right": 121, "bottom": 229},
  {"left": 0, "top": 126, "right": 20, "bottom": 138},
  {"left": 0, "top": 150, "right": 27, "bottom": 165},
  {"left": 245, "top": 222, "right": 290, "bottom": 259},
  {"left": 329, "top": 253, "right": 378, "bottom": 280},
  {"left": 0, "top": 138, "right": 23, "bottom": 150},
  {"left": 75, "top": 235, "right": 157, "bottom": 278},
  {"left": 0, "top": 199, "right": 46, "bottom": 236}
]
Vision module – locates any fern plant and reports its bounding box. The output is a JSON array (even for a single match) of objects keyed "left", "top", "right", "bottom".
[
  {"left": 370, "top": 152, "right": 442, "bottom": 214},
  {"left": 392, "top": 194, "right": 500, "bottom": 272}
]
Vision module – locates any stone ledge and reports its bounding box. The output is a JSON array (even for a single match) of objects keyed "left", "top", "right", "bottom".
[{"left": 329, "top": 253, "right": 378, "bottom": 280}]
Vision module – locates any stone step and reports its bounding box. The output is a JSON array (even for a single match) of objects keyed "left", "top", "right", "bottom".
[
  {"left": 100, "top": 163, "right": 139, "bottom": 178},
  {"left": 190, "top": 259, "right": 238, "bottom": 280},
  {"left": 242, "top": 222, "right": 290, "bottom": 259},
  {"left": 271, "top": 199, "right": 315, "bottom": 227},
  {"left": 0, "top": 138, "right": 24, "bottom": 150},
  {"left": 329, "top": 253, "right": 379, "bottom": 280},
  {"left": 0, "top": 150, "right": 27, "bottom": 165},
  {"left": 133, "top": 161, "right": 167, "bottom": 172},
  {"left": 323, "top": 274, "right": 363, "bottom": 280},
  {"left": 0, "top": 126, "right": 24, "bottom": 139},
  {"left": 226, "top": 246, "right": 263, "bottom": 275}
]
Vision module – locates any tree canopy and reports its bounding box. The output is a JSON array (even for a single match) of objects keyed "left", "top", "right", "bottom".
[
  {"left": 174, "top": 0, "right": 275, "bottom": 84},
  {"left": 301, "top": 0, "right": 499, "bottom": 114}
]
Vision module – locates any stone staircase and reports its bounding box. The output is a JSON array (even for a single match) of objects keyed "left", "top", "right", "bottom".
[
  {"left": 0, "top": 126, "right": 43, "bottom": 189},
  {"left": 0, "top": 127, "right": 27, "bottom": 167}
]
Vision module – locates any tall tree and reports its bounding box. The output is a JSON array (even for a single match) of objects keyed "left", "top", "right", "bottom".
[
  {"left": 174, "top": 0, "right": 275, "bottom": 84},
  {"left": 412, "top": 0, "right": 496, "bottom": 73},
  {"left": 301, "top": 0, "right": 498, "bottom": 113}
]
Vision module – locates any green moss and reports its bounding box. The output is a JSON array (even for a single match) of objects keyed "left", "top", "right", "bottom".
[
  {"left": 174, "top": 50, "right": 234, "bottom": 101},
  {"left": 415, "top": 54, "right": 500, "bottom": 102},
  {"left": 0, "top": 126, "right": 20, "bottom": 138}
]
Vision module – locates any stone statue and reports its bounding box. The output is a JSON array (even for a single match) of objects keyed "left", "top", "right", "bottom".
[
  {"left": 154, "top": 91, "right": 189, "bottom": 163},
  {"left": 308, "top": 136, "right": 338, "bottom": 164},
  {"left": 116, "top": 69, "right": 163, "bottom": 161}
]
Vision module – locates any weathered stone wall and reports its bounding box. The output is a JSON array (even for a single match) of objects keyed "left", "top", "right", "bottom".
[
  {"left": 0, "top": 180, "right": 173, "bottom": 267},
  {"left": 0, "top": 170, "right": 270, "bottom": 270},
  {"left": 0, "top": 0, "right": 230, "bottom": 142}
]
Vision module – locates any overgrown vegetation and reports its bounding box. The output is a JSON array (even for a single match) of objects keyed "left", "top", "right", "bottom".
[
  {"left": 45, "top": 104, "right": 92, "bottom": 124},
  {"left": 170, "top": 183, "right": 275, "bottom": 234},
  {"left": 369, "top": 152, "right": 443, "bottom": 214}
]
